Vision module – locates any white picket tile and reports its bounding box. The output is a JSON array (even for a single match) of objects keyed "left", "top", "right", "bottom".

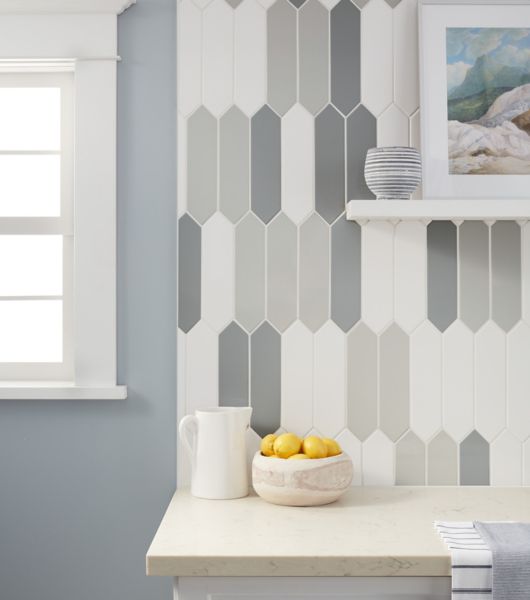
[
  {"left": 507, "top": 322, "right": 530, "bottom": 441},
  {"left": 234, "top": 0, "right": 267, "bottom": 116},
  {"left": 177, "top": 329, "right": 191, "bottom": 488},
  {"left": 361, "top": 0, "right": 393, "bottom": 117},
  {"left": 319, "top": 0, "right": 341, "bottom": 9},
  {"left": 475, "top": 322, "right": 507, "bottom": 442},
  {"left": 281, "top": 321, "right": 314, "bottom": 436},
  {"left": 192, "top": 0, "right": 213, "bottom": 8},
  {"left": 177, "top": 114, "right": 187, "bottom": 217},
  {"left": 491, "top": 430, "right": 522, "bottom": 486},
  {"left": 335, "top": 429, "right": 362, "bottom": 486},
  {"left": 281, "top": 104, "right": 314, "bottom": 225},
  {"left": 410, "top": 110, "right": 422, "bottom": 200},
  {"left": 202, "top": 213, "right": 235, "bottom": 332},
  {"left": 377, "top": 104, "right": 409, "bottom": 148},
  {"left": 362, "top": 221, "right": 394, "bottom": 333},
  {"left": 314, "top": 321, "right": 347, "bottom": 438},
  {"left": 178, "top": 0, "right": 202, "bottom": 116},
  {"left": 256, "top": 0, "right": 275, "bottom": 8},
  {"left": 522, "top": 222, "right": 530, "bottom": 324},
  {"left": 393, "top": 0, "right": 419, "bottom": 116},
  {"left": 442, "top": 321, "right": 474, "bottom": 442},
  {"left": 524, "top": 439, "right": 530, "bottom": 485},
  {"left": 394, "top": 220, "right": 426, "bottom": 332},
  {"left": 362, "top": 430, "right": 394, "bottom": 486},
  {"left": 203, "top": 0, "right": 234, "bottom": 117},
  {"left": 186, "top": 321, "right": 219, "bottom": 413},
  {"left": 410, "top": 321, "right": 442, "bottom": 441}
]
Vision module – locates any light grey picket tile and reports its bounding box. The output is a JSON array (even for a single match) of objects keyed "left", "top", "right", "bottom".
[
  {"left": 396, "top": 431, "right": 425, "bottom": 485},
  {"left": 427, "top": 431, "right": 458, "bottom": 485},
  {"left": 289, "top": 0, "right": 306, "bottom": 7},
  {"left": 235, "top": 213, "right": 265, "bottom": 332},
  {"left": 330, "top": 0, "right": 360, "bottom": 115},
  {"left": 299, "top": 0, "right": 329, "bottom": 115},
  {"left": 427, "top": 221, "right": 457, "bottom": 332},
  {"left": 347, "top": 322, "right": 377, "bottom": 441},
  {"left": 331, "top": 216, "right": 361, "bottom": 332},
  {"left": 379, "top": 323, "right": 409, "bottom": 442},
  {"left": 251, "top": 322, "right": 281, "bottom": 437},
  {"left": 267, "top": 213, "right": 298, "bottom": 333},
  {"left": 299, "top": 213, "right": 329, "bottom": 332},
  {"left": 315, "top": 104, "right": 345, "bottom": 224},
  {"left": 251, "top": 105, "right": 281, "bottom": 224},
  {"left": 187, "top": 107, "right": 217, "bottom": 224},
  {"left": 460, "top": 430, "right": 490, "bottom": 485},
  {"left": 219, "top": 322, "right": 249, "bottom": 406},
  {"left": 226, "top": 0, "right": 243, "bottom": 7},
  {"left": 347, "top": 105, "right": 376, "bottom": 200},
  {"left": 492, "top": 221, "right": 522, "bottom": 332},
  {"left": 267, "top": 0, "right": 297, "bottom": 116},
  {"left": 459, "top": 221, "right": 489, "bottom": 332},
  {"left": 220, "top": 106, "right": 249, "bottom": 224},
  {"left": 178, "top": 214, "right": 201, "bottom": 333},
  {"left": 385, "top": 0, "right": 402, "bottom": 7}
]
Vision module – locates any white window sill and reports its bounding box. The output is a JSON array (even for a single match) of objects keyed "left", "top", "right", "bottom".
[{"left": 0, "top": 382, "right": 127, "bottom": 400}]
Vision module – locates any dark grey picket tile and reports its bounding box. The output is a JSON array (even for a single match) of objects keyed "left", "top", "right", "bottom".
[
  {"left": 250, "top": 322, "right": 281, "bottom": 437},
  {"left": 428, "top": 221, "right": 457, "bottom": 332},
  {"left": 251, "top": 105, "right": 281, "bottom": 224},
  {"left": 219, "top": 322, "right": 249, "bottom": 407},
  {"left": 330, "top": 0, "right": 360, "bottom": 115},
  {"left": 178, "top": 214, "right": 201, "bottom": 333}
]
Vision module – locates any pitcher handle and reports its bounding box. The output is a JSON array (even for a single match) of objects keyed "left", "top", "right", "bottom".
[{"left": 179, "top": 415, "right": 198, "bottom": 461}]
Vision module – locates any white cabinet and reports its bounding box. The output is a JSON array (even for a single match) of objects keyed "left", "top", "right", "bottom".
[{"left": 175, "top": 577, "right": 451, "bottom": 600}]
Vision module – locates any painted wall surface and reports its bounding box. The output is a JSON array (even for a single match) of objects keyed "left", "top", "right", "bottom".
[
  {"left": 0, "top": 1, "right": 176, "bottom": 599},
  {"left": 178, "top": 0, "right": 530, "bottom": 486}
]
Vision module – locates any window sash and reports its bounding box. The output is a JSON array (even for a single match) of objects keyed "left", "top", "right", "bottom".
[{"left": 0, "top": 72, "right": 73, "bottom": 380}]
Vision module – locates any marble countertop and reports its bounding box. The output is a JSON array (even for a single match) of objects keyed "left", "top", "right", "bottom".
[{"left": 146, "top": 487, "right": 530, "bottom": 577}]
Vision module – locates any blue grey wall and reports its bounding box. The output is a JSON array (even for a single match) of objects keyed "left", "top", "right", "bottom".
[{"left": 0, "top": 1, "right": 176, "bottom": 598}]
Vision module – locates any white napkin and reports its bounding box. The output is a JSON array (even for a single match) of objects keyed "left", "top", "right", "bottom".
[{"left": 435, "top": 521, "right": 492, "bottom": 600}]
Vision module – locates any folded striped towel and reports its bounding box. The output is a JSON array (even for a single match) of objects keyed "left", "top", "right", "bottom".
[{"left": 435, "top": 521, "right": 493, "bottom": 600}]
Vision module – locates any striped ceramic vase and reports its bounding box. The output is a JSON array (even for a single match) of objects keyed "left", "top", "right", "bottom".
[{"left": 364, "top": 146, "right": 422, "bottom": 200}]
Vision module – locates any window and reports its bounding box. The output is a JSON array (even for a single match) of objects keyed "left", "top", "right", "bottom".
[
  {"left": 0, "top": 73, "right": 73, "bottom": 380},
  {"left": 0, "top": 0, "right": 134, "bottom": 399}
]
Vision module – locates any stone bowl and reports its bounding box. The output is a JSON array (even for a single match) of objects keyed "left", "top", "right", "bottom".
[
  {"left": 364, "top": 146, "right": 422, "bottom": 200},
  {"left": 251, "top": 451, "right": 353, "bottom": 507}
]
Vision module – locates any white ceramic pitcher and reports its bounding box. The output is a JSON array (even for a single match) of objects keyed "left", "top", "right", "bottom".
[{"left": 179, "top": 407, "right": 252, "bottom": 500}]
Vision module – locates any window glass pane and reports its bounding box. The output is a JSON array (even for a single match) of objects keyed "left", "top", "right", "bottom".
[
  {"left": 0, "top": 235, "right": 62, "bottom": 296},
  {"left": 0, "top": 155, "right": 60, "bottom": 216},
  {"left": 0, "top": 300, "right": 62, "bottom": 362},
  {"left": 0, "top": 88, "right": 60, "bottom": 150}
]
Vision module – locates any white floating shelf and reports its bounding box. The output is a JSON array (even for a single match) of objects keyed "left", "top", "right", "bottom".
[{"left": 346, "top": 199, "right": 530, "bottom": 221}]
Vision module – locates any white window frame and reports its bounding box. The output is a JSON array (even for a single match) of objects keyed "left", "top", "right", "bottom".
[{"left": 0, "top": 0, "right": 134, "bottom": 400}]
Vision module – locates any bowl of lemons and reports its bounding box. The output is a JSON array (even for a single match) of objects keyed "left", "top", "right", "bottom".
[{"left": 252, "top": 433, "right": 353, "bottom": 507}]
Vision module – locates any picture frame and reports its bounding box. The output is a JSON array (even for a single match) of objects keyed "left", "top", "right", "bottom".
[{"left": 420, "top": 0, "right": 530, "bottom": 199}]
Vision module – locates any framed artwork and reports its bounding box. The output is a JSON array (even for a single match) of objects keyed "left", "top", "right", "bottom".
[{"left": 420, "top": 0, "right": 530, "bottom": 199}]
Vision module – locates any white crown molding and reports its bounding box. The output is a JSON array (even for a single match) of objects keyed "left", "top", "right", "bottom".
[{"left": 0, "top": 0, "right": 136, "bottom": 15}]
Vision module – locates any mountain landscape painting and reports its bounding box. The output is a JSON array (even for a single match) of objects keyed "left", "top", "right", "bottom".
[{"left": 447, "top": 27, "right": 530, "bottom": 174}]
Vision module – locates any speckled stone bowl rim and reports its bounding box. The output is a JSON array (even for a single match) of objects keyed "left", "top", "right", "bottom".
[{"left": 252, "top": 450, "right": 352, "bottom": 472}]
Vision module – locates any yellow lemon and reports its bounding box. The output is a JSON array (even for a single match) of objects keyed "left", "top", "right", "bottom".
[
  {"left": 322, "top": 438, "right": 342, "bottom": 457},
  {"left": 260, "top": 433, "right": 277, "bottom": 457},
  {"left": 273, "top": 433, "right": 302, "bottom": 458},
  {"left": 287, "top": 453, "right": 310, "bottom": 460},
  {"left": 302, "top": 436, "right": 327, "bottom": 459}
]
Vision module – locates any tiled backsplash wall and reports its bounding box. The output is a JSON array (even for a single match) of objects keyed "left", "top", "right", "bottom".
[{"left": 177, "top": 0, "right": 530, "bottom": 486}]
